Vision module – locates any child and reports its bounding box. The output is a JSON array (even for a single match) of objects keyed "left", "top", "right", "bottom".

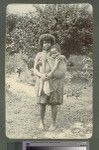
[
  {"left": 46, "top": 43, "right": 67, "bottom": 78},
  {"left": 42, "top": 43, "right": 67, "bottom": 96}
]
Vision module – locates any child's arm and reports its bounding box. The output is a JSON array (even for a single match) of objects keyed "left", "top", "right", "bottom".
[{"left": 47, "top": 58, "right": 60, "bottom": 78}]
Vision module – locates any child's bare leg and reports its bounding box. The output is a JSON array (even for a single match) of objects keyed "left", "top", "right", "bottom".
[
  {"left": 49, "top": 105, "right": 58, "bottom": 131},
  {"left": 39, "top": 104, "right": 46, "bottom": 129}
]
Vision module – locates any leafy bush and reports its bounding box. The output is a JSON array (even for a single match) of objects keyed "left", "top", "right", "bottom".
[
  {"left": 6, "top": 4, "right": 93, "bottom": 83},
  {"left": 6, "top": 4, "right": 93, "bottom": 58},
  {"left": 67, "top": 55, "right": 93, "bottom": 84}
]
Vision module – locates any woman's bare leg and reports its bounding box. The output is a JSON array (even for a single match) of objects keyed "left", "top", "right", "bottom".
[
  {"left": 39, "top": 104, "right": 46, "bottom": 129},
  {"left": 49, "top": 105, "right": 58, "bottom": 131}
]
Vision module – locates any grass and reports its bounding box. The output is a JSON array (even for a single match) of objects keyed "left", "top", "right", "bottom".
[{"left": 5, "top": 54, "right": 93, "bottom": 139}]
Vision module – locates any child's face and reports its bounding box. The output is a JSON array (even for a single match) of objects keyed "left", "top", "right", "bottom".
[
  {"left": 50, "top": 48, "right": 60, "bottom": 58},
  {"left": 42, "top": 41, "right": 51, "bottom": 51}
]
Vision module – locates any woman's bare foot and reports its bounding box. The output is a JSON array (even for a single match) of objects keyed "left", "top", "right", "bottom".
[
  {"left": 38, "top": 122, "right": 45, "bottom": 130},
  {"left": 49, "top": 124, "right": 56, "bottom": 131}
]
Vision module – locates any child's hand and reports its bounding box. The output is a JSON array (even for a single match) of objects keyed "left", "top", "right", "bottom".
[
  {"left": 54, "top": 57, "right": 60, "bottom": 65},
  {"left": 41, "top": 73, "right": 48, "bottom": 80},
  {"left": 47, "top": 72, "right": 52, "bottom": 79}
]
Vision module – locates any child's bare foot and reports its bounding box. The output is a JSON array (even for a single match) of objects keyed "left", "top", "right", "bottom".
[
  {"left": 49, "top": 125, "right": 56, "bottom": 131},
  {"left": 38, "top": 122, "right": 45, "bottom": 130}
]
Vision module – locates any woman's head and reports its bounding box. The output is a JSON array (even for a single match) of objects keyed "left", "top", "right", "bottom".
[
  {"left": 43, "top": 40, "right": 52, "bottom": 51},
  {"left": 38, "top": 34, "right": 56, "bottom": 51}
]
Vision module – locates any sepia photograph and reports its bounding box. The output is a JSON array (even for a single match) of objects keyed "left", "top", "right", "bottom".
[{"left": 5, "top": 3, "right": 93, "bottom": 139}]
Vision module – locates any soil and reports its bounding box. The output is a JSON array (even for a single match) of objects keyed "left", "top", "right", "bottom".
[{"left": 6, "top": 73, "right": 93, "bottom": 139}]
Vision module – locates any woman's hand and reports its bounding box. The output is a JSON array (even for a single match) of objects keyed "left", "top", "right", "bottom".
[{"left": 41, "top": 73, "right": 48, "bottom": 80}]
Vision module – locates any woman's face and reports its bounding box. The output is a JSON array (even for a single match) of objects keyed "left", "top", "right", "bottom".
[{"left": 42, "top": 41, "right": 51, "bottom": 51}]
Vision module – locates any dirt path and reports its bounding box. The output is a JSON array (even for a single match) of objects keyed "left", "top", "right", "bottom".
[
  {"left": 6, "top": 74, "right": 92, "bottom": 139},
  {"left": 6, "top": 74, "right": 36, "bottom": 98}
]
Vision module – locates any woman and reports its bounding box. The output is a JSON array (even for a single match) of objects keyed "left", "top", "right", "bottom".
[{"left": 34, "top": 34, "right": 67, "bottom": 131}]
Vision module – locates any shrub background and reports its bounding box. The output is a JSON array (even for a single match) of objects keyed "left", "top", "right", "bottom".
[{"left": 5, "top": 4, "right": 93, "bottom": 85}]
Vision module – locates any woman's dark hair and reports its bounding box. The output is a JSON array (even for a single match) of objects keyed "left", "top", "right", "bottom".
[{"left": 38, "top": 34, "right": 56, "bottom": 51}]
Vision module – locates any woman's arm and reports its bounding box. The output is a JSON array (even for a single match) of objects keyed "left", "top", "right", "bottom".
[
  {"left": 34, "top": 53, "right": 47, "bottom": 79},
  {"left": 34, "top": 53, "right": 43, "bottom": 78}
]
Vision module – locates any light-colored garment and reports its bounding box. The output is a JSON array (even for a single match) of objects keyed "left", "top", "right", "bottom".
[
  {"left": 35, "top": 52, "right": 67, "bottom": 97},
  {"left": 37, "top": 52, "right": 52, "bottom": 96}
]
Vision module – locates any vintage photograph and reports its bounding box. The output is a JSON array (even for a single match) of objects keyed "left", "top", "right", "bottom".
[{"left": 5, "top": 4, "right": 93, "bottom": 139}]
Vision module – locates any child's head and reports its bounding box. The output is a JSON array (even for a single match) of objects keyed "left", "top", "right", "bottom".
[{"left": 50, "top": 43, "right": 61, "bottom": 58}]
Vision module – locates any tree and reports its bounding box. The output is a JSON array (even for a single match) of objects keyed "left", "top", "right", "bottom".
[{"left": 6, "top": 4, "right": 93, "bottom": 60}]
